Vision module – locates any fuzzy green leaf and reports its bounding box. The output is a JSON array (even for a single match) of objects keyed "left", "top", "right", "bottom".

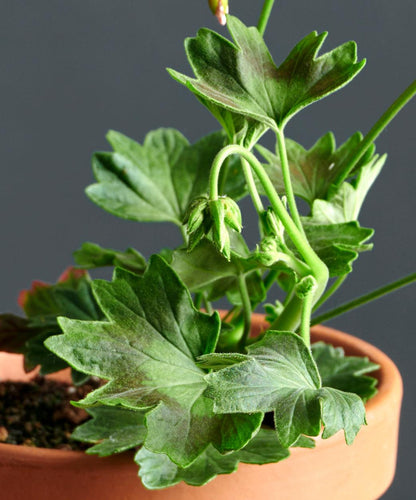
[
  {"left": 308, "top": 155, "right": 386, "bottom": 224},
  {"left": 46, "top": 256, "right": 261, "bottom": 466},
  {"left": 299, "top": 222, "right": 374, "bottom": 277},
  {"left": 169, "top": 16, "right": 365, "bottom": 130},
  {"left": 206, "top": 331, "right": 366, "bottom": 447},
  {"left": 136, "top": 428, "right": 289, "bottom": 489},
  {"left": 256, "top": 132, "right": 374, "bottom": 205},
  {"left": 72, "top": 406, "right": 146, "bottom": 457},
  {"left": 73, "top": 242, "right": 146, "bottom": 274},
  {"left": 312, "top": 342, "right": 379, "bottom": 401},
  {"left": 86, "top": 129, "right": 245, "bottom": 226}
]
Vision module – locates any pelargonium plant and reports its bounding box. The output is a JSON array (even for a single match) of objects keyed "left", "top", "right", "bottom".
[{"left": 1, "top": 0, "right": 415, "bottom": 490}]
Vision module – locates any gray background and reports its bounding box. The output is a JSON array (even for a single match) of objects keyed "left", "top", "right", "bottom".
[{"left": 0, "top": 1, "right": 414, "bottom": 497}]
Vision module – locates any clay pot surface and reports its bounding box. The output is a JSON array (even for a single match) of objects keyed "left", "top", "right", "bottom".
[{"left": 0, "top": 314, "right": 402, "bottom": 500}]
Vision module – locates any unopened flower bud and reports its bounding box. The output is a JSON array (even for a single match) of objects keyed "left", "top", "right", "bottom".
[
  {"left": 256, "top": 236, "right": 286, "bottom": 267},
  {"left": 208, "top": 0, "right": 229, "bottom": 25},
  {"left": 220, "top": 196, "right": 242, "bottom": 233},
  {"left": 209, "top": 199, "right": 231, "bottom": 259}
]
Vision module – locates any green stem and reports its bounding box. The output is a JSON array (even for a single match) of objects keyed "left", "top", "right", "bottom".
[
  {"left": 312, "top": 272, "right": 416, "bottom": 325},
  {"left": 264, "top": 269, "right": 278, "bottom": 291},
  {"left": 240, "top": 158, "right": 265, "bottom": 214},
  {"left": 237, "top": 274, "right": 252, "bottom": 351},
  {"left": 276, "top": 129, "right": 305, "bottom": 235},
  {"left": 300, "top": 293, "right": 314, "bottom": 348},
  {"left": 209, "top": 144, "right": 329, "bottom": 332},
  {"left": 257, "top": 0, "right": 276, "bottom": 36},
  {"left": 194, "top": 292, "right": 203, "bottom": 310},
  {"left": 202, "top": 292, "right": 213, "bottom": 315},
  {"left": 313, "top": 275, "right": 347, "bottom": 312},
  {"left": 334, "top": 80, "right": 416, "bottom": 187}
]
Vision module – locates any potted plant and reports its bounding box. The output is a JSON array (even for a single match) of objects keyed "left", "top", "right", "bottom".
[{"left": 0, "top": 1, "right": 414, "bottom": 498}]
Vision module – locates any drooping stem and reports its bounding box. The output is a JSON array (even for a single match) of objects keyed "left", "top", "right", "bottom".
[
  {"left": 237, "top": 274, "right": 252, "bottom": 350},
  {"left": 257, "top": 0, "right": 276, "bottom": 36},
  {"left": 311, "top": 272, "right": 416, "bottom": 325},
  {"left": 334, "top": 80, "right": 416, "bottom": 188},
  {"left": 276, "top": 129, "right": 305, "bottom": 235},
  {"left": 209, "top": 144, "right": 329, "bottom": 332},
  {"left": 313, "top": 275, "right": 347, "bottom": 312}
]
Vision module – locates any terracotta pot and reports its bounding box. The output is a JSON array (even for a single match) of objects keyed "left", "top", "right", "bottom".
[{"left": 0, "top": 315, "right": 402, "bottom": 500}]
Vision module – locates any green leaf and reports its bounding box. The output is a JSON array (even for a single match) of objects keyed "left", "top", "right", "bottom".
[
  {"left": 312, "top": 341, "right": 379, "bottom": 401},
  {"left": 299, "top": 222, "right": 374, "bottom": 277},
  {"left": 136, "top": 428, "right": 289, "bottom": 489},
  {"left": 308, "top": 155, "right": 386, "bottom": 224},
  {"left": 72, "top": 406, "right": 146, "bottom": 456},
  {"left": 5, "top": 269, "right": 103, "bottom": 375},
  {"left": 46, "top": 256, "right": 261, "bottom": 466},
  {"left": 73, "top": 242, "right": 146, "bottom": 274},
  {"left": 206, "top": 331, "right": 366, "bottom": 447},
  {"left": 87, "top": 129, "right": 245, "bottom": 226},
  {"left": 169, "top": 16, "right": 365, "bottom": 130},
  {"left": 256, "top": 132, "right": 374, "bottom": 205}
]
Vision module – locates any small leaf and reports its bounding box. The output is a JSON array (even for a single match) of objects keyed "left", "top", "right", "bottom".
[
  {"left": 206, "top": 331, "right": 366, "bottom": 447},
  {"left": 73, "top": 242, "right": 146, "bottom": 274},
  {"left": 72, "top": 406, "right": 147, "bottom": 456},
  {"left": 308, "top": 155, "right": 386, "bottom": 224},
  {"left": 312, "top": 341, "right": 379, "bottom": 401},
  {"left": 170, "top": 16, "right": 365, "bottom": 130},
  {"left": 256, "top": 132, "right": 373, "bottom": 205},
  {"left": 298, "top": 222, "right": 374, "bottom": 277},
  {"left": 46, "top": 256, "right": 261, "bottom": 467}
]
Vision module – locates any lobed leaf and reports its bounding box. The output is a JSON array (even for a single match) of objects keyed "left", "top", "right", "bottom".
[
  {"left": 136, "top": 428, "right": 289, "bottom": 489},
  {"left": 46, "top": 256, "right": 261, "bottom": 467},
  {"left": 72, "top": 406, "right": 147, "bottom": 457},
  {"left": 206, "top": 331, "right": 366, "bottom": 447},
  {"left": 87, "top": 129, "right": 246, "bottom": 226},
  {"left": 312, "top": 341, "right": 379, "bottom": 401},
  {"left": 170, "top": 16, "right": 365, "bottom": 131}
]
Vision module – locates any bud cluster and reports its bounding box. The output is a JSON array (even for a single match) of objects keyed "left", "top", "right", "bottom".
[{"left": 183, "top": 195, "right": 242, "bottom": 260}]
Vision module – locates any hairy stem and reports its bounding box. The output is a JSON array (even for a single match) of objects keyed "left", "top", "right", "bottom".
[
  {"left": 312, "top": 272, "right": 416, "bottom": 325},
  {"left": 237, "top": 274, "right": 252, "bottom": 350},
  {"left": 276, "top": 129, "right": 305, "bottom": 235},
  {"left": 334, "top": 79, "right": 416, "bottom": 187},
  {"left": 300, "top": 293, "right": 314, "bottom": 348},
  {"left": 257, "top": 0, "right": 276, "bottom": 36},
  {"left": 209, "top": 144, "right": 329, "bottom": 332}
]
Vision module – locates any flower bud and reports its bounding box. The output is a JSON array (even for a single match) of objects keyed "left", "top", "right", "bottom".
[
  {"left": 208, "top": 0, "right": 229, "bottom": 25},
  {"left": 209, "top": 199, "right": 231, "bottom": 260},
  {"left": 256, "top": 236, "right": 286, "bottom": 267},
  {"left": 295, "top": 275, "right": 318, "bottom": 299},
  {"left": 220, "top": 196, "right": 242, "bottom": 233}
]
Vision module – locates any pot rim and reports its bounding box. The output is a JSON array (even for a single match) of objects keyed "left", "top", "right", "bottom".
[{"left": 0, "top": 314, "right": 403, "bottom": 467}]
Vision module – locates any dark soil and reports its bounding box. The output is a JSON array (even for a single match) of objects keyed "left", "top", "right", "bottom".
[{"left": 0, "top": 376, "right": 101, "bottom": 450}]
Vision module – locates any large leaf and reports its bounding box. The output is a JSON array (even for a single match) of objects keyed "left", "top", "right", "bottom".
[
  {"left": 46, "top": 256, "right": 261, "bottom": 467},
  {"left": 308, "top": 154, "right": 386, "bottom": 224},
  {"left": 169, "top": 16, "right": 365, "bottom": 130},
  {"left": 136, "top": 428, "right": 289, "bottom": 489},
  {"left": 298, "top": 222, "right": 374, "bottom": 277},
  {"left": 86, "top": 129, "right": 246, "bottom": 226},
  {"left": 206, "top": 331, "right": 366, "bottom": 447},
  {"left": 73, "top": 242, "right": 146, "bottom": 274},
  {"left": 72, "top": 406, "right": 147, "bottom": 456},
  {"left": 256, "top": 132, "right": 374, "bottom": 205},
  {"left": 312, "top": 342, "right": 379, "bottom": 401}
]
